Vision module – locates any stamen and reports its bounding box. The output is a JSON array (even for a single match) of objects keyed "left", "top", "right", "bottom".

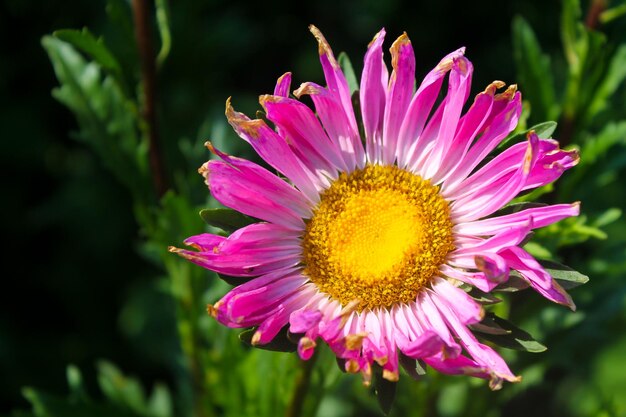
[{"left": 302, "top": 165, "right": 454, "bottom": 310}]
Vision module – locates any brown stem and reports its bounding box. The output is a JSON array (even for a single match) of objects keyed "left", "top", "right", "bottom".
[
  {"left": 285, "top": 353, "right": 318, "bottom": 417},
  {"left": 585, "top": 0, "right": 607, "bottom": 30},
  {"left": 132, "top": 0, "right": 168, "bottom": 198}
]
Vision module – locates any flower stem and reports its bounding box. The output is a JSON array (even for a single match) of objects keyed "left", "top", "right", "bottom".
[
  {"left": 131, "top": 0, "right": 168, "bottom": 198},
  {"left": 285, "top": 352, "right": 318, "bottom": 417}
]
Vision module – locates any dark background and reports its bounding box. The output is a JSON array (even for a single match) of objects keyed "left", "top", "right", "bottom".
[{"left": 0, "top": 0, "right": 615, "bottom": 414}]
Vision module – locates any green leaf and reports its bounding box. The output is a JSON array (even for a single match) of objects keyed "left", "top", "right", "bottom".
[
  {"left": 398, "top": 353, "right": 426, "bottom": 381},
  {"left": 199, "top": 208, "right": 258, "bottom": 233},
  {"left": 217, "top": 273, "right": 250, "bottom": 286},
  {"left": 586, "top": 45, "right": 626, "bottom": 121},
  {"left": 475, "top": 314, "right": 547, "bottom": 352},
  {"left": 494, "top": 202, "right": 547, "bottom": 216},
  {"left": 539, "top": 260, "right": 589, "bottom": 290},
  {"left": 373, "top": 367, "right": 397, "bottom": 415},
  {"left": 493, "top": 272, "right": 530, "bottom": 292},
  {"left": 239, "top": 326, "right": 297, "bottom": 352},
  {"left": 465, "top": 287, "right": 502, "bottom": 305},
  {"left": 22, "top": 387, "right": 140, "bottom": 417},
  {"left": 97, "top": 361, "right": 148, "bottom": 415},
  {"left": 155, "top": 0, "right": 172, "bottom": 68},
  {"left": 41, "top": 36, "right": 147, "bottom": 199},
  {"left": 53, "top": 28, "right": 123, "bottom": 79},
  {"left": 338, "top": 52, "right": 359, "bottom": 94},
  {"left": 147, "top": 383, "right": 173, "bottom": 417},
  {"left": 500, "top": 121, "right": 557, "bottom": 149},
  {"left": 512, "top": 16, "right": 558, "bottom": 122}
]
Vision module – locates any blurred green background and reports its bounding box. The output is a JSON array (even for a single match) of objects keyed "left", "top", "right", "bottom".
[{"left": 1, "top": 0, "right": 625, "bottom": 416}]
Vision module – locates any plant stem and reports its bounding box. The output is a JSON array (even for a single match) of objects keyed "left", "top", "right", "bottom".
[
  {"left": 285, "top": 353, "right": 318, "bottom": 417},
  {"left": 131, "top": 0, "right": 168, "bottom": 198}
]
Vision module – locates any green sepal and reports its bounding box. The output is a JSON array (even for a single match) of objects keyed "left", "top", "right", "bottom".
[
  {"left": 539, "top": 259, "right": 589, "bottom": 289},
  {"left": 199, "top": 208, "right": 258, "bottom": 233},
  {"left": 238, "top": 326, "right": 297, "bottom": 353},
  {"left": 474, "top": 314, "right": 547, "bottom": 352}
]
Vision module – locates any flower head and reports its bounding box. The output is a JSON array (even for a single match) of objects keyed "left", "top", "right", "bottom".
[{"left": 171, "top": 26, "right": 579, "bottom": 389}]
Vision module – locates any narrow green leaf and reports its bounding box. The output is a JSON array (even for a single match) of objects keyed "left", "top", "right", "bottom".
[
  {"left": 338, "top": 52, "right": 359, "bottom": 94},
  {"left": 476, "top": 314, "right": 547, "bottom": 352},
  {"left": 587, "top": 45, "right": 626, "bottom": 120},
  {"left": 155, "top": 0, "right": 172, "bottom": 68},
  {"left": 495, "top": 202, "right": 547, "bottom": 216},
  {"left": 493, "top": 272, "right": 530, "bottom": 292},
  {"left": 538, "top": 260, "right": 589, "bottom": 290},
  {"left": 465, "top": 287, "right": 502, "bottom": 305},
  {"left": 512, "top": 16, "right": 558, "bottom": 122},
  {"left": 399, "top": 354, "right": 426, "bottom": 381},
  {"left": 500, "top": 121, "right": 557, "bottom": 149},
  {"left": 199, "top": 208, "right": 258, "bottom": 233},
  {"left": 97, "top": 361, "right": 147, "bottom": 415},
  {"left": 239, "top": 326, "right": 297, "bottom": 352},
  {"left": 373, "top": 367, "right": 397, "bottom": 415},
  {"left": 217, "top": 273, "right": 250, "bottom": 286}
]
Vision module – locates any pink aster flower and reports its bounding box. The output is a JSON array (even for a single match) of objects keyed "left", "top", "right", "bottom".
[{"left": 170, "top": 26, "right": 579, "bottom": 389}]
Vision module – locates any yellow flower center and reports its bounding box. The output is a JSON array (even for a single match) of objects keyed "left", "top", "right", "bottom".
[{"left": 302, "top": 165, "right": 455, "bottom": 310}]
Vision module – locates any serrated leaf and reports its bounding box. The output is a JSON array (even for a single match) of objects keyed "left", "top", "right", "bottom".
[
  {"left": 477, "top": 314, "right": 547, "bottom": 352},
  {"left": 199, "top": 208, "right": 258, "bottom": 233},
  {"left": 539, "top": 260, "right": 589, "bottom": 290},
  {"left": 238, "top": 326, "right": 297, "bottom": 352},
  {"left": 512, "top": 17, "right": 558, "bottom": 122},
  {"left": 338, "top": 52, "right": 358, "bottom": 94},
  {"left": 373, "top": 367, "right": 397, "bottom": 415}
]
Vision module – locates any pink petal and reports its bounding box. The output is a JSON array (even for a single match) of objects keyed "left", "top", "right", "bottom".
[
  {"left": 432, "top": 291, "right": 520, "bottom": 385},
  {"left": 502, "top": 246, "right": 575, "bottom": 310},
  {"left": 294, "top": 82, "right": 365, "bottom": 170},
  {"left": 309, "top": 26, "right": 359, "bottom": 141},
  {"left": 203, "top": 148, "right": 311, "bottom": 230},
  {"left": 421, "top": 56, "right": 473, "bottom": 179},
  {"left": 450, "top": 133, "right": 540, "bottom": 222},
  {"left": 260, "top": 95, "right": 348, "bottom": 174},
  {"left": 360, "top": 28, "right": 388, "bottom": 163},
  {"left": 430, "top": 278, "right": 484, "bottom": 324},
  {"left": 382, "top": 33, "right": 415, "bottom": 165},
  {"left": 225, "top": 99, "right": 322, "bottom": 202},
  {"left": 273, "top": 72, "right": 292, "bottom": 97},
  {"left": 174, "top": 223, "right": 301, "bottom": 277},
  {"left": 442, "top": 87, "right": 522, "bottom": 191},
  {"left": 455, "top": 202, "right": 580, "bottom": 236},
  {"left": 431, "top": 81, "right": 500, "bottom": 184},
  {"left": 397, "top": 47, "right": 466, "bottom": 169}
]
